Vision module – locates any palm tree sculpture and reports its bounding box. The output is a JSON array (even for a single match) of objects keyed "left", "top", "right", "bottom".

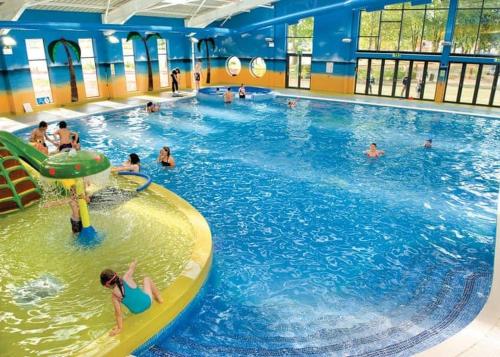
[
  {"left": 48, "top": 38, "right": 81, "bottom": 102},
  {"left": 127, "top": 32, "right": 162, "bottom": 92},
  {"left": 197, "top": 38, "right": 215, "bottom": 84}
]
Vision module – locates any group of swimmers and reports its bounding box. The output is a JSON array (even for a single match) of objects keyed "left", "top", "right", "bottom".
[
  {"left": 29, "top": 121, "right": 80, "bottom": 155},
  {"left": 365, "top": 139, "right": 432, "bottom": 158},
  {"left": 212, "top": 84, "right": 248, "bottom": 104},
  {"left": 110, "top": 147, "right": 175, "bottom": 174}
]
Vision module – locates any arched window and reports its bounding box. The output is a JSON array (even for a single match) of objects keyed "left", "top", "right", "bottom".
[
  {"left": 250, "top": 57, "right": 267, "bottom": 78},
  {"left": 226, "top": 56, "right": 241, "bottom": 76}
]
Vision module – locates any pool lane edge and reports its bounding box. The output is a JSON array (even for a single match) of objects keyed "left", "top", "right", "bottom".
[{"left": 76, "top": 177, "right": 212, "bottom": 357}]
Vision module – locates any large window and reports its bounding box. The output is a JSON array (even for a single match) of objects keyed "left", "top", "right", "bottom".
[
  {"left": 286, "top": 17, "right": 314, "bottom": 89},
  {"left": 157, "top": 39, "right": 169, "bottom": 88},
  {"left": 121, "top": 39, "right": 137, "bottom": 92},
  {"left": 444, "top": 62, "right": 499, "bottom": 106},
  {"left": 453, "top": 0, "right": 499, "bottom": 55},
  {"left": 26, "top": 39, "right": 53, "bottom": 105},
  {"left": 355, "top": 58, "right": 440, "bottom": 100},
  {"left": 78, "top": 39, "right": 99, "bottom": 98},
  {"left": 287, "top": 17, "right": 314, "bottom": 54},
  {"left": 358, "top": 1, "right": 449, "bottom": 53}
]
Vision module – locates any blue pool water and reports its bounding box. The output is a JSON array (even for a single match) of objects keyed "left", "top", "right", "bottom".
[{"left": 18, "top": 97, "right": 499, "bottom": 356}]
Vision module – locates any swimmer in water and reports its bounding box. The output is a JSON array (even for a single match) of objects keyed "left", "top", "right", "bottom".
[
  {"left": 43, "top": 184, "right": 90, "bottom": 234},
  {"left": 288, "top": 99, "right": 297, "bottom": 108},
  {"left": 111, "top": 153, "right": 141, "bottom": 173},
  {"left": 365, "top": 143, "right": 385, "bottom": 158},
  {"left": 424, "top": 138, "right": 432, "bottom": 148},
  {"left": 146, "top": 102, "right": 160, "bottom": 113},
  {"left": 238, "top": 84, "right": 246, "bottom": 99},
  {"left": 224, "top": 87, "right": 234, "bottom": 103},
  {"left": 157, "top": 146, "right": 175, "bottom": 168},
  {"left": 100, "top": 260, "right": 163, "bottom": 336}
]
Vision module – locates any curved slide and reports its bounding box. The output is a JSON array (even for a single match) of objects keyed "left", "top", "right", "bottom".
[{"left": 0, "top": 131, "right": 44, "bottom": 215}]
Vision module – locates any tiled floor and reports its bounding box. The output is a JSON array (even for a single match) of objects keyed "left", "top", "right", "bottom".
[{"left": 0, "top": 91, "right": 196, "bottom": 132}]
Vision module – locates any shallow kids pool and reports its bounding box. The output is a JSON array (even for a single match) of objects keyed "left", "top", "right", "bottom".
[
  {"left": 0, "top": 178, "right": 195, "bottom": 356},
  {"left": 8, "top": 96, "right": 500, "bottom": 356}
]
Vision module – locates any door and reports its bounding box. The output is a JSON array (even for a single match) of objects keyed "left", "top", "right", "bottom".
[
  {"left": 355, "top": 58, "right": 369, "bottom": 94},
  {"left": 299, "top": 56, "right": 311, "bottom": 89},
  {"left": 286, "top": 54, "right": 312, "bottom": 89},
  {"left": 381, "top": 60, "right": 396, "bottom": 96},
  {"left": 444, "top": 63, "right": 499, "bottom": 106},
  {"left": 395, "top": 60, "right": 411, "bottom": 98}
]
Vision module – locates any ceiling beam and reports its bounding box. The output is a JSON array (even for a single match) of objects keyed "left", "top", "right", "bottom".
[
  {"left": 0, "top": 0, "right": 42, "bottom": 35},
  {"left": 186, "top": 0, "right": 274, "bottom": 28},
  {"left": 103, "top": 0, "right": 165, "bottom": 24},
  {"left": 0, "top": 0, "right": 32, "bottom": 21}
]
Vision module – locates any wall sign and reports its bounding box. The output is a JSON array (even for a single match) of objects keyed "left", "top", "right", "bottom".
[{"left": 2, "top": 46, "right": 13, "bottom": 55}]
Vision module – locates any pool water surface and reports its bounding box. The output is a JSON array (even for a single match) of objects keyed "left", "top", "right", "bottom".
[{"left": 16, "top": 97, "right": 500, "bottom": 356}]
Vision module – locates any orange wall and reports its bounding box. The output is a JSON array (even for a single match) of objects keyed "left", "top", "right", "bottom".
[
  {"left": 207, "top": 68, "right": 354, "bottom": 94},
  {"left": 0, "top": 71, "right": 192, "bottom": 116}
]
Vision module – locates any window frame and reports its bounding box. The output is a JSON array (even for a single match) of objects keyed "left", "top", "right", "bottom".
[
  {"left": 78, "top": 38, "right": 100, "bottom": 98},
  {"left": 121, "top": 38, "right": 138, "bottom": 92},
  {"left": 26, "top": 38, "right": 54, "bottom": 105}
]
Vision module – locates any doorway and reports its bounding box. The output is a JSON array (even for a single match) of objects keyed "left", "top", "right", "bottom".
[
  {"left": 355, "top": 58, "right": 440, "bottom": 101},
  {"left": 286, "top": 54, "right": 312, "bottom": 90}
]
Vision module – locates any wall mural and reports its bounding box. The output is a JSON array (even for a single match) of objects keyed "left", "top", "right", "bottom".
[
  {"left": 48, "top": 38, "right": 81, "bottom": 102},
  {"left": 197, "top": 38, "right": 215, "bottom": 84},
  {"left": 127, "top": 32, "right": 163, "bottom": 91}
]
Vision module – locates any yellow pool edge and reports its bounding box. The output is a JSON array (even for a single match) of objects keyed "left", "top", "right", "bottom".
[{"left": 71, "top": 176, "right": 212, "bottom": 357}]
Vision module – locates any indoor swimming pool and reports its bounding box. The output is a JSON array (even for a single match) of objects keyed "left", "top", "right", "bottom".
[{"left": 14, "top": 96, "right": 500, "bottom": 356}]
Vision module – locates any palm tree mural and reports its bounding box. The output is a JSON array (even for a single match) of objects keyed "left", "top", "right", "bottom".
[
  {"left": 197, "top": 38, "right": 215, "bottom": 84},
  {"left": 48, "top": 38, "right": 81, "bottom": 102},
  {"left": 127, "top": 32, "right": 162, "bottom": 92}
]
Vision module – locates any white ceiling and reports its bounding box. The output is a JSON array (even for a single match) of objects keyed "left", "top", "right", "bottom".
[{"left": 0, "top": 0, "right": 277, "bottom": 26}]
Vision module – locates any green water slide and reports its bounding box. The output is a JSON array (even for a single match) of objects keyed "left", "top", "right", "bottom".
[{"left": 0, "top": 131, "right": 44, "bottom": 215}]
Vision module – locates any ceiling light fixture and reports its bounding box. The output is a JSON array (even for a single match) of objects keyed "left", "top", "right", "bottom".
[
  {"left": 1, "top": 35, "right": 17, "bottom": 46},
  {"left": 107, "top": 35, "right": 120, "bottom": 44}
]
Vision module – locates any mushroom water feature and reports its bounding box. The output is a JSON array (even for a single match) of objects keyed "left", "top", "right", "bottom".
[{"left": 39, "top": 149, "right": 110, "bottom": 245}]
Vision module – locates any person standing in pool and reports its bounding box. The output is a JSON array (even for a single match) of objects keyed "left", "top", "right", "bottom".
[
  {"left": 365, "top": 143, "right": 385, "bottom": 158},
  {"left": 157, "top": 146, "right": 175, "bottom": 167},
  {"left": 239, "top": 84, "right": 246, "bottom": 99},
  {"left": 111, "top": 153, "right": 141, "bottom": 173},
  {"left": 100, "top": 260, "right": 163, "bottom": 336},
  {"left": 29, "top": 121, "right": 56, "bottom": 155},
  {"left": 54, "top": 121, "right": 79, "bottom": 152},
  {"left": 43, "top": 184, "right": 90, "bottom": 234},
  {"left": 224, "top": 88, "right": 234, "bottom": 103},
  {"left": 424, "top": 139, "right": 432, "bottom": 148}
]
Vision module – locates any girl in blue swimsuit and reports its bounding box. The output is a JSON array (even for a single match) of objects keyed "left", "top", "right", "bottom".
[{"left": 100, "top": 260, "right": 163, "bottom": 336}]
